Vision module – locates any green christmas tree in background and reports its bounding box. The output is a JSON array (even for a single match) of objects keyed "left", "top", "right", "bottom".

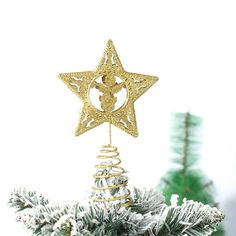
[{"left": 158, "top": 112, "right": 224, "bottom": 235}]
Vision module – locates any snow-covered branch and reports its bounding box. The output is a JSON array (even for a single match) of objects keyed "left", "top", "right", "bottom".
[{"left": 9, "top": 188, "right": 224, "bottom": 236}]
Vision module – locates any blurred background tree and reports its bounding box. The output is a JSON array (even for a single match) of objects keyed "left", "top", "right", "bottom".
[{"left": 158, "top": 112, "right": 224, "bottom": 236}]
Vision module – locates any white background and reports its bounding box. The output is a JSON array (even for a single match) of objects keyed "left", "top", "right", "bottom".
[{"left": 0, "top": 0, "right": 235, "bottom": 235}]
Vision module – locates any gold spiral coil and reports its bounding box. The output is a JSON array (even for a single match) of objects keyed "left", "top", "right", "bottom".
[{"left": 92, "top": 144, "right": 132, "bottom": 207}]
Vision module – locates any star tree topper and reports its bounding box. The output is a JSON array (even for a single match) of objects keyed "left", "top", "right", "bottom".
[{"left": 59, "top": 40, "right": 158, "bottom": 137}]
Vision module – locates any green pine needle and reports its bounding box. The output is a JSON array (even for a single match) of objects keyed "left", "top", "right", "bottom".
[{"left": 158, "top": 112, "right": 225, "bottom": 235}]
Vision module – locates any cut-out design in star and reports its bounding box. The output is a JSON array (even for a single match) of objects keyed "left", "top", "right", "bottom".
[{"left": 59, "top": 40, "right": 158, "bottom": 137}]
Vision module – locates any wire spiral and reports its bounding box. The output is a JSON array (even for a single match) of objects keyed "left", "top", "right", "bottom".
[{"left": 92, "top": 145, "right": 132, "bottom": 207}]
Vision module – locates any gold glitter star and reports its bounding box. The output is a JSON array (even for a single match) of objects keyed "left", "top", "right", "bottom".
[{"left": 59, "top": 40, "right": 158, "bottom": 137}]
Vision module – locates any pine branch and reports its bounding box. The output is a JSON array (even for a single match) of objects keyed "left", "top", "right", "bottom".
[
  {"left": 182, "top": 112, "right": 190, "bottom": 175},
  {"left": 9, "top": 188, "right": 224, "bottom": 236},
  {"left": 171, "top": 112, "right": 202, "bottom": 172},
  {"left": 9, "top": 188, "right": 49, "bottom": 211},
  {"left": 203, "top": 181, "right": 213, "bottom": 190},
  {"left": 157, "top": 198, "right": 224, "bottom": 236},
  {"left": 158, "top": 112, "right": 217, "bottom": 205},
  {"left": 130, "top": 187, "right": 165, "bottom": 215}
]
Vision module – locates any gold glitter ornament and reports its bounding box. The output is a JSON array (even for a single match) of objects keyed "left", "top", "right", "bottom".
[{"left": 59, "top": 40, "right": 158, "bottom": 137}]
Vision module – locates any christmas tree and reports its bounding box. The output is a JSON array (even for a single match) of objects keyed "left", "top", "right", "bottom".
[
  {"left": 158, "top": 112, "right": 224, "bottom": 235},
  {"left": 9, "top": 41, "right": 224, "bottom": 235}
]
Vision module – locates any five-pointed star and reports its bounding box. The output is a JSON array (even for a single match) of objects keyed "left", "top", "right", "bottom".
[{"left": 59, "top": 40, "right": 158, "bottom": 137}]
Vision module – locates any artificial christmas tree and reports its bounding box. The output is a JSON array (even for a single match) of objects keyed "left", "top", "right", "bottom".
[
  {"left": 158, "top": 112, "right": 224, "bottom": 235},
  {"left": 9, "top": 41, "right": 224, "bottom": 235}
]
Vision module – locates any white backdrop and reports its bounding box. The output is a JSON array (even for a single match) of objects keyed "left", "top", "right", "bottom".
[{"left": 0, "top": 0, "right": 235, "bottom": 235}]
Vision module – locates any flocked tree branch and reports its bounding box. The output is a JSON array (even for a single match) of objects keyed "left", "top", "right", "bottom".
[{"left": 9, "top": 188, "right": 224, "bottom": 236}]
